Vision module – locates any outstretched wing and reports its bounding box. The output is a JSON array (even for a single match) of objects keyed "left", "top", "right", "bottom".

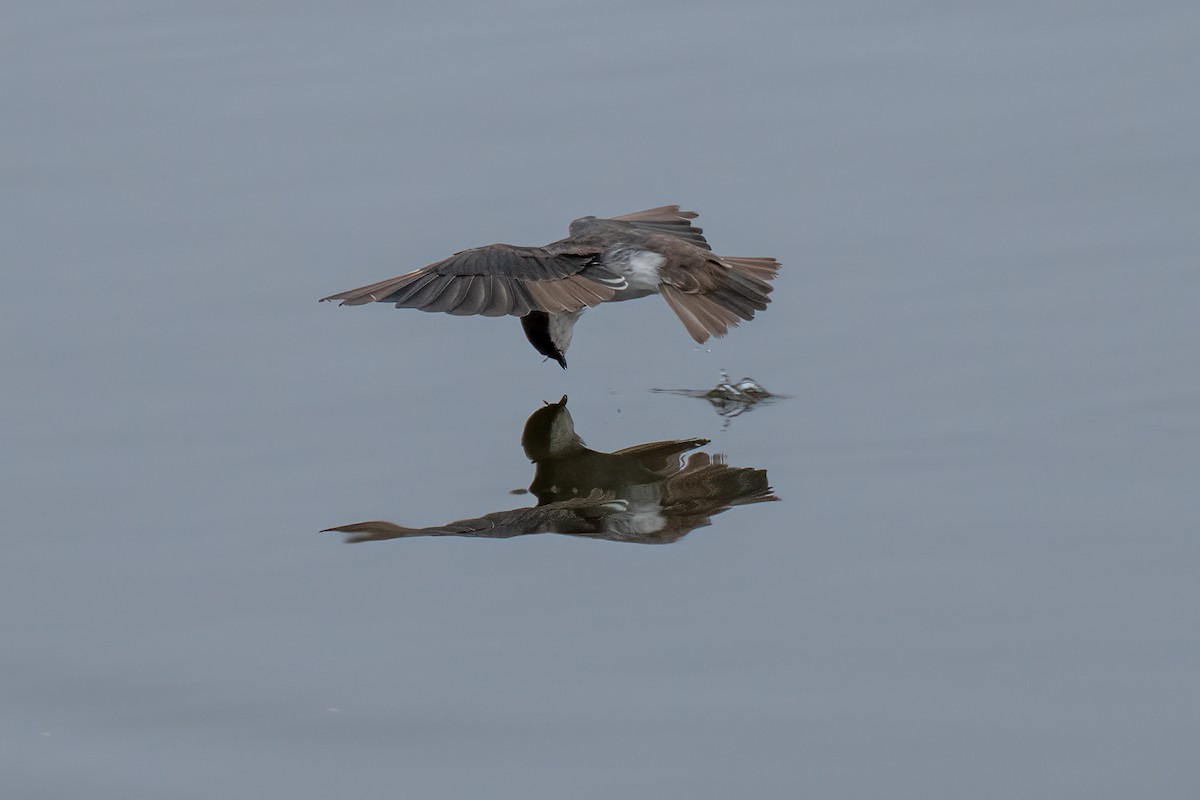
[{"left": 320, "top": 242, "right": 626, "bottom": 318}]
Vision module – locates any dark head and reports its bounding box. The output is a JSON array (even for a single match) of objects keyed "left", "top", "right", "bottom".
[
  {"left": 520, "top": 311, "right": 571, "bottom": 368},
  {"left": 521, "top": 395, "right": 585, "bottom": 461}
]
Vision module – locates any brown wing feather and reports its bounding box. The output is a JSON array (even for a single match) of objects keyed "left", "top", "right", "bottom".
[
  {"left": 566, "top": 205, "right": 711, "bottom": 251},
  {"left": 422, "top": 274, "right": 473, "bottom": 313},
  {"left": 720, "top": 256, "right": 779, "bottom": 281},
  {"left": 485, "top": 277, "right": 515, "bottom": 316},
  {"left": 450, "top": 275, "right": 489, "bottom": 316},
  {"left": 609, "top": 205, "right": 710, "bottom": 250},
  {"left": 320, "top": 242, "right": 621, "bottom": 317}
]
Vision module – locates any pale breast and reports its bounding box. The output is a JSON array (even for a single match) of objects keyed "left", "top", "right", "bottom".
[
  {"left": 601, "top": 244, "right": 666, "bottom": 300},
  {"left": 548, "top": 308, "right": 583, "bottom": 353}
]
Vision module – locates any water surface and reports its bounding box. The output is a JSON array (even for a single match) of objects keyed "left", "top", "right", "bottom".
[{"left": 3, "top": 2, "right": 1198, "bottom": 798}]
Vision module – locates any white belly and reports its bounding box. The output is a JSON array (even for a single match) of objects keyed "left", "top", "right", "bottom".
[
  {"left": 622, "top": 249, "right": 665, "bottom": 291},
  {"left": 603, "top": 246, "right": 665, "bottom": 302}
]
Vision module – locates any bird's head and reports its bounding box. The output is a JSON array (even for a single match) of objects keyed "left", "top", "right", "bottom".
[{"left": 520, "top": 310, "right": 582, "bottom": 369}]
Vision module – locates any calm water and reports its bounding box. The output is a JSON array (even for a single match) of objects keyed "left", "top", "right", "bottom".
[{"left": 4, "top": 2, "right": 1198, "bottom": 798}]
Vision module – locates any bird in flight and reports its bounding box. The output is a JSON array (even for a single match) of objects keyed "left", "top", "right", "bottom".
[{"left": 320, "top": 205, "right": 779, "bottom": 368}]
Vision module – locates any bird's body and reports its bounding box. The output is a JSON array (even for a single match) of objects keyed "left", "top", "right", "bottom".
[{"left": 320, "top": 205, "right": 779, "bottom": 367}]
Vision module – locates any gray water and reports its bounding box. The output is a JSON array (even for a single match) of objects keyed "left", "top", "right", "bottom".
[{"left": 4, "top": 2, "right": 1198, "bottom": 798}]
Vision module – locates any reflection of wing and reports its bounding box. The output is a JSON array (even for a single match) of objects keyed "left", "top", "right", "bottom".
[
  {"left": 323, "top": 491, "right": 624, "bottom": 543},
  {"left": 319, "top": 243, "right": 626, "bottom": 317},
  {"left": 609, "top": 437, "right": 710, "bottom": 473},
  {"left": 324, "top": 454, "right": 776, "bottom": 546}
]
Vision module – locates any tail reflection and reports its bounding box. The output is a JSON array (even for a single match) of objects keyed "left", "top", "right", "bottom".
[{"left": 324, "top": 396, "right": 777, "bottom": 545}]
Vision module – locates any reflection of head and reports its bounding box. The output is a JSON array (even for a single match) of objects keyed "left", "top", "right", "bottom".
[{"left": 521, "top": 395, "right": 584, "bottom": 462}]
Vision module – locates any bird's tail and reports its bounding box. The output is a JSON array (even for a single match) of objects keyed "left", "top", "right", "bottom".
[{"left": 661, "top": 256, "right": 780, "bottom": 344}]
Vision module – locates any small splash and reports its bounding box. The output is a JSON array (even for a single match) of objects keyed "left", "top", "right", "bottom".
[{"left": 652, "top": 370, "right": 784, "bottom": 426}]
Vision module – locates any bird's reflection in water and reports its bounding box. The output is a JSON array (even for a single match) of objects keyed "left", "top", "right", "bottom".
[{"left": 324, "top": 396, "right": 777, "bottom": 545}]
